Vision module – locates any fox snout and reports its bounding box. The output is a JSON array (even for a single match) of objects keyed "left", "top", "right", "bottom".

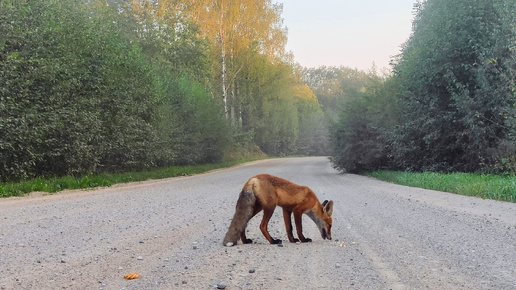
[{"left": 321, "top": 228, "right": 332, "bottom": 240}]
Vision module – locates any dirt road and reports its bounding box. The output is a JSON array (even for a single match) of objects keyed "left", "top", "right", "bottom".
[{"left": 1, "top": 157, "right": 515, "bottom": 289}]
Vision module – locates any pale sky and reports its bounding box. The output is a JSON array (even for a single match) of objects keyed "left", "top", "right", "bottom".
[{"left": 277, "top": 0, "right": 416, "bottom": 71}]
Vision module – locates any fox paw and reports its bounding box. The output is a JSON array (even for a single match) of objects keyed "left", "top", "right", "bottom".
[
  {"left": 301, "top": 238, "right": 312, "bottom": 243},
  {"left": 271, "top": 239, "right": 282, "bottom": 244},
  {"left": 243, "top": 239, "right": 253, "bottom": 244}
]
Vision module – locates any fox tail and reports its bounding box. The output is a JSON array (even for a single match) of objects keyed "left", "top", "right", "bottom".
[{"left": 222, "top": 188, "right": 256, "bottom": 246}]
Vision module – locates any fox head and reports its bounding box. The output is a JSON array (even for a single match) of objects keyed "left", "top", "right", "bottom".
[{"left": 319, "top": 200, "right": 334, "bottom": 240}]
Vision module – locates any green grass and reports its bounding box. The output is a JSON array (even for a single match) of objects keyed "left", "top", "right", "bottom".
[
  {"left": 0, "top": 158, "right": 264, "bottom": 198},
  {"left": 368, "top": 171, "right": 516, "bottom": 203}
]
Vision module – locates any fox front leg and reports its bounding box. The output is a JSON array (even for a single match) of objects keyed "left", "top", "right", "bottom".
[
  {"left": 282, "top": 209, "right": 299, "bottom": 243},
  {"left": 294, "top": 211, "right": 312, "bottom": 242}
]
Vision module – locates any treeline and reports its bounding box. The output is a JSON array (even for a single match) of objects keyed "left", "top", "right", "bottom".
[
  {"left": 329, "top": 0, "right": 516, "bottom": 174},
  {"left": 0, "top": 0, "right": 327, "bottom": 181}
]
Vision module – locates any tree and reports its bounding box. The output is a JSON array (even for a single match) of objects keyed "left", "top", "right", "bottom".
[
  {"left": 185, "top": 0, "right": 287, "bottom": 119},
  {"left": 304, "top": 66, "right": 371, "bottom": 123},
  {"left": 0, "top": 0, "right": 230, "bottom": 181},
  {"left": 330, "top": 75, "right": 400, "bottom": 173},
  {"left": 391, "top": 0, "right": 516, "bottom": 172}
]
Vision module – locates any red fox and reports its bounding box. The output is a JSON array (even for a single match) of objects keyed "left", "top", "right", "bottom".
[{"left": 223, "top": 174, "right": 334, "bottom": 246}]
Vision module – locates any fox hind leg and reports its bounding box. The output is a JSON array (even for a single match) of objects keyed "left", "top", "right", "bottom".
[
  {"left": 240, "top": 203, "right": 263, "bottom": 244},
  {"left": 260, "top": 207, "right": 282, "bottom": 244}
]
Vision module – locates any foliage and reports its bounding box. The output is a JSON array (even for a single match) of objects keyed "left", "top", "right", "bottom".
[
  {"left": 329, "top": 0, "right": 516, "bottom": 174},
  {"left": 302, "top": 66, "right": 373, "bottom": 159},
  {"left": 0, "top": 0, "right": 325, "bottom": 183},
  {"left": 157, "top": 75, "right": 230, "bottom": 165},
  {"left": 0, "top": 0, "right": 159, "bottom": 179},
  {"left": 304, "top": 66, "right": 371, "bottom": 123},
  {"left": 330, "top": 75, "right": 401, "bottom": 173},
  {"left": 293, "top": 84, "right": 329, "bottom": 155},
  {"left": 0, "top": 0, "right": 229, "bottom": 181},
  {"left": 250, "top": 58, "right": 299, "bottom": 155},
  {"left": 390, "top": 0, "right": 516, "bottom": 172}
]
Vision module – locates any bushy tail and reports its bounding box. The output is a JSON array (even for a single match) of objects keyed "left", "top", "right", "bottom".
[{"left": 222, "top": 189, "right": 256, "bottom": 246}]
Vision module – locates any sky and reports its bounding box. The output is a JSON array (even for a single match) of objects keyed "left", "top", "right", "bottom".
[{"left": 277, "top": 0, "right": 417, "bottom": 71}]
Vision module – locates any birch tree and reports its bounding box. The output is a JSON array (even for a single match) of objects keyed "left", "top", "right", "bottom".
[{"left": 185, "top": 0, "right": 287, "bottom": 119}]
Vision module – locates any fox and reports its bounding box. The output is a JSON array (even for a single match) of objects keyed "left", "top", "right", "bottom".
[{"left": 222, "top": 174, "right": 334, "bottom": 246}]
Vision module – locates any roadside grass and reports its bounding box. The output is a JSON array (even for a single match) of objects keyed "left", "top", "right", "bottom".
[
  {"left": 368, "top": 171, "right": 516, "bottom": 203},
  {"left": 0, "top": 158, "right": 264, "bottom": 198}
]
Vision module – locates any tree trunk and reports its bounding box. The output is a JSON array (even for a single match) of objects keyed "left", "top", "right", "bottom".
[{"left": 220, "top": 0, "right": 228, "bottom": 118}]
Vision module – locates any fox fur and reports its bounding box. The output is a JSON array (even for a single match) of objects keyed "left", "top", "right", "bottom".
[{"left": 223, "top": 174, "right": 334, "bottom": 246}]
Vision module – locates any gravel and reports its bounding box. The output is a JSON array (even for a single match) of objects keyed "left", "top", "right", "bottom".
[{"left": 1, "top": 157, "right": 515, "bottom": 289}]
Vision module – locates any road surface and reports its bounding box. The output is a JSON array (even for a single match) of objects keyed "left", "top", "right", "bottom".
[{"left": 1, "top": 157, "right": 515, "bottom": 289}]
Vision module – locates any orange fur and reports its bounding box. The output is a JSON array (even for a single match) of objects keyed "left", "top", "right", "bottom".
[{"left": 223, "top": 174, "right": 334, "bottom": 246}]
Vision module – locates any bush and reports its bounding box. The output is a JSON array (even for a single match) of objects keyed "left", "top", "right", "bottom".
[
  {"left": 0, "top": 0, "right": 230, "bottom": 181},
  {"left": 330, "top": 75, "right": 400, "bottom": 173}
]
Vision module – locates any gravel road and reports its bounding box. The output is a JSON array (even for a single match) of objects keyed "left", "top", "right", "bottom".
[{"left": 1, "top": 157, "right": 515, "bottom": 289}]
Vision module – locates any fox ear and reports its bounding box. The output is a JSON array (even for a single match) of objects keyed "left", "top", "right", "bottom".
[{"left": 323, "top": 200, "right": 334, "bottom": 217}]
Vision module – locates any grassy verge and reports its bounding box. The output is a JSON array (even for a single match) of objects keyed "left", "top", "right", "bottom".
[
  {"left": 367, "top": 171, "right": 516, "bottom": 203},
  {"left": 0, "top": 158, "right": 265, "bottom": 198}
]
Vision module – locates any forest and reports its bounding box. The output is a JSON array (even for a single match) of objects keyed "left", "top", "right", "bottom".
[
  {"left": 1, "top": 0, "right": 516, "bottom": 183},
  {"left": 330, "top": 0, "right": 516, "bottom": 174},
  {"left": 0, "top": 0, "right": 326, "bottom": 181}
]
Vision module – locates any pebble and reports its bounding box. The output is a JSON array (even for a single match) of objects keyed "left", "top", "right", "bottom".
[
  {"left": 216, "top": 283, "right": 226, "bottom": 289},
  {"left": 137, "top": 256, "right": 143, "bottom": 260},
  {"left": 249, "top": 268, "right": 256, "bottom": 273}
]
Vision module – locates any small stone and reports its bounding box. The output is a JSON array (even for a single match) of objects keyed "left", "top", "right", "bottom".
[
  {"left": 137, "top": 256, "right": 143, "bottom": 260},
  {"left": 249, "top": 268, "right": 256, "bottom": 273},
  {"left": 335, "top": 263, "right": 341, "bottom": 268},
  {"left": 216, "top": 283, "right": 226, "bottom": 289},
  {"left": 225, "top": 242, "right": 234, "bottom": 247}
]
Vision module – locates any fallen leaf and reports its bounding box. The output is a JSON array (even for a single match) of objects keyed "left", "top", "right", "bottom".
[{"left": 124, "top": 272, "right": 141, "bottom": 280}]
